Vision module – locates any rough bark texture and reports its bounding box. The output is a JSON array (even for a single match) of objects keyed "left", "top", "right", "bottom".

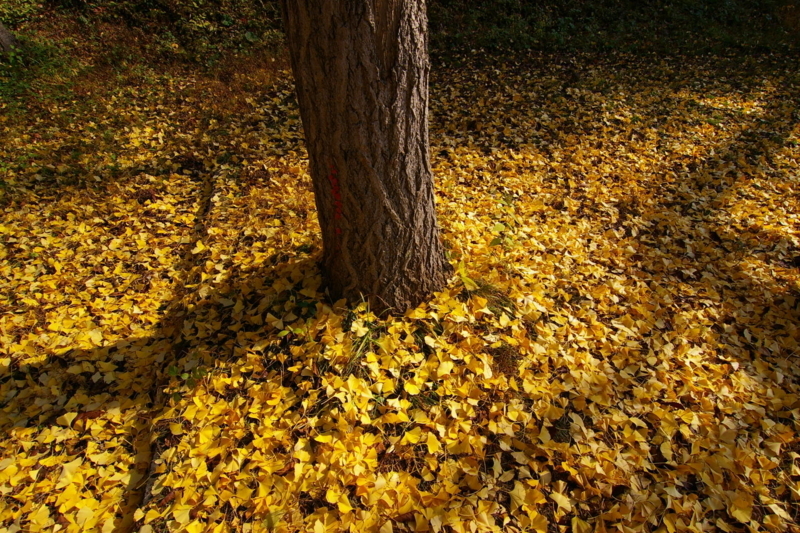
[
  {"left": 0, "top": 21, "right": 18, "bottom": 54},
  {"left": 280, "top": 0, "right": 451, "bottom": 313}
]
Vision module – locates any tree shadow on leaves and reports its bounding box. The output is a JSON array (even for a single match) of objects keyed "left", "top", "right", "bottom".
[
  {"left": 0, "top": 212, "right": 325, "bottom": 532},
  {"left": 430, "top": 51, "right": 800, "bottom": 529},
  {"left": 431, "top": 51, "right": 800, "bottom": 378}
]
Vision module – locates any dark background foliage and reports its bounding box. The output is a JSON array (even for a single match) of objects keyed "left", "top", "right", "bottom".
[
  {"left": 429, "top": 0, "right": 800, "bottom": 54},
  {"left": 2, "top": 0, "right": 798, "bottom": 62}
]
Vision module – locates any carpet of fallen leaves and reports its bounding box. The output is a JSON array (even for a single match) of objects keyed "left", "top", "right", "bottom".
[{"left": 1, "top": 51, "right": 800, "bottom": 533}]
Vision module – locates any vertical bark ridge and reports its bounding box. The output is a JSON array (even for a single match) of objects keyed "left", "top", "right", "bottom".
[{"left": 281, "top": 0, "right": 450, "bottom": 313}]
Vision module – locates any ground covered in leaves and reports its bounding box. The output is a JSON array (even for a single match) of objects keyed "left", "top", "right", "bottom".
[{"left": 1, "top": 48, "right": 800, "bottom": 533}]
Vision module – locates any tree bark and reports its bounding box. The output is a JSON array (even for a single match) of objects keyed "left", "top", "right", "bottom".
[
  {"left": 0, "top": 21, "right": 18, "bottom": 54},
  {"left": 280, "top": 0, "right": 451, "bottom": 313}
]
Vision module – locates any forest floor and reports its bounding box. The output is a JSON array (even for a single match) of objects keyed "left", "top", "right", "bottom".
[{"left": 1, "top": 19, "right": 800, "bottom": 533}]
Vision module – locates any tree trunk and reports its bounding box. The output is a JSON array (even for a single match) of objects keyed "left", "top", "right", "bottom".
[
  {"left": 0, "top": 21, "right": 18, "bottom": 54},
  {"left": 280, "top": 0, "right": 451, "bottom": 313}
]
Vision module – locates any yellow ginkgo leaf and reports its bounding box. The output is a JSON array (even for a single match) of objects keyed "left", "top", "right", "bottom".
[
  {"left": 402, "top": 426, "right": 423, "bottom": 445},
  {"left": 550, "top": 491, "right": 572, "bottom": 512},
  {"left": 404, "top": 381, "right": 421, "bottom": 395}
]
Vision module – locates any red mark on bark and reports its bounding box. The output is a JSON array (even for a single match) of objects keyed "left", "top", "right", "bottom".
[{"left": 328, "top": 164, "right": 344, "bottom": 240}]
